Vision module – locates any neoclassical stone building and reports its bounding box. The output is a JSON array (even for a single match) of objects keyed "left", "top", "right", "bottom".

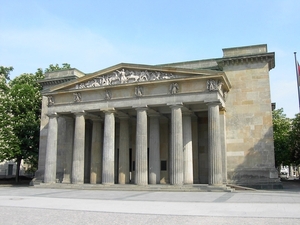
[{"left": 35, "top": 44, "right": 280, "bottom": 188}]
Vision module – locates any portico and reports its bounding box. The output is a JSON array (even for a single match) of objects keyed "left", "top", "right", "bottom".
[
  {"left": 35, "top": 44, "right": 280, "bottom": 189},
  {"left": 40, "top": 64, "right": 229, "bottom": 186}
]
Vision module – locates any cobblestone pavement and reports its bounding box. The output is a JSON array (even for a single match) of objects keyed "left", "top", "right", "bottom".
[{"left": 0, "top": 183, "right": 300, "bottom": 224}]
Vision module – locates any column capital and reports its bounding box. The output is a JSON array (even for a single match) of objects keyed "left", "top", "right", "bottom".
[
  {"left": 47, "top": 112, "right": 59, "bottom": 118},
  {"left": 102, "top": 108, "right": 115, "bottom": 114},
  {"left": 133, "top": 105, "right": 148, "bottom": 111},
  {"left": 72, "top": 110, "right": 85, "bottom": 116},
  {"left": 167, "top": 102, "right": 183, "bottom": 108}
]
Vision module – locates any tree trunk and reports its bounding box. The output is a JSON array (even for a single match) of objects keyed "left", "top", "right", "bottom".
[{"left": 15, "top": 157, "right": 22, "bottom": 183}]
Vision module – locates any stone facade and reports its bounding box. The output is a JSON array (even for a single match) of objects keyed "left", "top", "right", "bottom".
[{"left": 34, "top": 44, "right": 280, "bottom": 188}]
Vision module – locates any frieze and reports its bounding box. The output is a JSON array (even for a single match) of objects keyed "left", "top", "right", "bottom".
[
  {"left": 105, "top": 90, "right": 111, "bottom": 100},
  {"left": 207, "top": 79, "right": 227, "bottom": 100},
  {"left": 47, "top": 95, "right": 54, "bottom": 106},
  {"left": 73, "top": 92, "right": 82, "bottom": 102},
  {"left": 169, "top": 83, "right": 179, "bottom": 94},
  {"left": 135, "top": 86, "right": 143, "bottom": 97},
  {"left": 75, "top": 69, "right": 176, "bottom": 89},
  {"left": 207, "top": 79, "right": 223, "bottom": 91}
]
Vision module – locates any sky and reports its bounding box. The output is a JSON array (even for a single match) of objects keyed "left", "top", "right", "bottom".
[{"left": 1, "top": 0, "right": 300, "bottom": 118}]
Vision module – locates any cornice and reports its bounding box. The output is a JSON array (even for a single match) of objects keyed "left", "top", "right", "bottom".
[
  {"left": 38, "top": 76, "right": 77, "bottom": 88},
  {"left": 217, "top": 52, "right": 275, "bottom": 71}
]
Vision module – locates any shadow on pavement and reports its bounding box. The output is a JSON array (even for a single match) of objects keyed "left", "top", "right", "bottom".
[{"left": 280, "top": 179, "right": 300, "bottom": 191}]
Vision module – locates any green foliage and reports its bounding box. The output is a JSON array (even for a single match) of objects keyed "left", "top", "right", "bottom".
[
  {"left": 272, "top": 108, "right": 292, "bottom": 167},
  {"left": 0, "top": 69, "right": 43, "bottom": 175},
  {"left": 44, "top": 63, "right": 71, "bottom": 73},
  {"left": 1, "top": 63, "right": 70, "bottom": 177},
  {"left": 290, "top": 113, "right": 300, "bottom": 165},
  {"left": 0, "top": 66, "right": 13, "bottom": 92}
]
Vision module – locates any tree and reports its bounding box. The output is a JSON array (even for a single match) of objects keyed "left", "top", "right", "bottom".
[
  {"left": 0, "top": 67, "right": 19, "bottom": 171},
  {"left": 0, "top": 69, "right": 43, "bottom": 182},
  {"left": 272, "top": 108, "right": 292, "bottom": 168},
  {"left": 290, "top": 113, "right": 300, "bottom": 165},
  {"left": 44, "top": 63, "right": 71, "bottom": 73},
  {"left": 0, "top": 64, "right": 70, "bottom": 182}
]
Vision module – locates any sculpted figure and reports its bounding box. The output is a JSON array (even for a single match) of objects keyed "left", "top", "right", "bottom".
[
  {"left": 207, "top": 79, "right": 223, "bottom": 91},
  {"left": 79, "top": 83, "right": 86, "bottom": 89},
  {"left": 73, "top": 92, "right": 82, "bottom": 102},
  {"left": 92, "top": 79, "right": 100, "bottom": 87},
  {"left": 162, "top": 73, "right": 174, "bottom": 79},
  {"left": 170, "top": 83, "right": 179, "bottom": 94},
  {"left": 101, "top": 76, "right": 109, "bottom": 85},
  {"left": 117, "top": 69, "right": 128, "bottom": 84},
  {"left": 127, "top": 71, "right": 140, "bottom": 82},
  {"left": 47, "top": 95, "right": 54, "bottom": 106},
  {"left": 105, "top": 90, "right": 111, "bottom": 100},
  {"left": 109, "top": 73, "right": 121, "bottom": 84},
  {"left": 135, "top": 86, "right": 143, "bottom": 97},
  {"left": 140, "top": 71, "right": 149, "bottom": 81}
]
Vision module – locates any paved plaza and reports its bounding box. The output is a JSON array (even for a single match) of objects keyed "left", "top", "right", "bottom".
[{"left": 0, "top": 182, "right": 300, "bottom": 224}]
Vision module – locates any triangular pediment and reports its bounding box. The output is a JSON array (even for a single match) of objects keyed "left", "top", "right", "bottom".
[{"left": 44, "top": 63, "right": 228, "bottom": 94}]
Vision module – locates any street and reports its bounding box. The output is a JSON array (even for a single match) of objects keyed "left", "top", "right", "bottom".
[{"left": 0, "top": 183, "right": 300, "bottom": 224}]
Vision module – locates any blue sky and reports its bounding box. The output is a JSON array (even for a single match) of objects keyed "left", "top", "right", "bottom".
[{"left": 1, "top": 0, "right": 299, "bottom": 118}]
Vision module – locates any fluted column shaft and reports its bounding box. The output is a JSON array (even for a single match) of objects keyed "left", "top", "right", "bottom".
[
  {"left": 71, "top": 111, "right": 85, "bottom": 184},
  {"left": 183, "top": 113, "right": 193, "bottom": 184},
  {"left": 62, "top": 117, "right": 74, "bottom": 183},
  {"left": 135, "top": 107, "right": 148, "bottom": 185},
  {"left": 102, "top": 111, "right": 115, "bottom": 184},
  {"left": 149, "top": 115, "right": 160, "bottom": 184},
  {"left": 118, "top": 117, "right": 130, "bottom": 184},
  {"left": 90, "top": 119, "right": 103, "bottom": 184},
  {"left": 44, "top": 113, "right": 58, "bottom": 183},
  {"left": 170, "top": 105, "right": 183, "bottom": 185},
  {"left": 208, "top": 103, "right": 222, "bottom": 185},
  {"left": 220, "top": 110, "right": 227, "bottom": 184}
]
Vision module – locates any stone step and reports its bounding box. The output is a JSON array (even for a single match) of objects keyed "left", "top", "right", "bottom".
[{"left": 34, "top": 183, "right": 235, "bottom": 192}]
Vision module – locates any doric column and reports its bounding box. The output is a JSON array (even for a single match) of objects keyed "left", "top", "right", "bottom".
[
  {"left": 118, "top": 116, "right": 130, "bottom": 184},
  {"left": 169, "top": 104, "right": 183, "bottom": 185},
  {"left": 44, "top": 113, "right": 59, "bottom": 183},
  {"left": 84, "top": 121, "right": 92, "bottom": 183},
  {"left": 183, "top": 113, "right": 193, "bottom": 184},
  {"left": 135, "top": 107, "right": 148, "bottom": 185},
  {"left": 62, "top": 116, "right": 74, "bottom": 184},
  {"left": 208, "top": 103, "right": 222, "bottom": 185},
  {"left": 102, "top": 110, "right": 115, "bottom": 184},
  {"left": 219, "top": 109, "right": 227, "bottom": 184},
  {"left": 90, "top": 118, "right": 103, "bottom": 184},
  {"left": 71, "top": 111, "right": 85, "bottom": 184},
  {"left": 149, "top": 114, "right": 160, "bottom": 184}
]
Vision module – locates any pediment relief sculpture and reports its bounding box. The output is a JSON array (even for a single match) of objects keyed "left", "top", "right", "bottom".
[{"left": 75, "top": 69, "right": 176, "bottom": 90}]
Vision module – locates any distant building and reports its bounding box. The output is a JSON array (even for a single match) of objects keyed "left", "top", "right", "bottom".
[
  {"left": 0, "top": 160, "right": 27, "bottom": 177},
  {"left": 34, "top": 44, "right": 280, "bottom": 189}
]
